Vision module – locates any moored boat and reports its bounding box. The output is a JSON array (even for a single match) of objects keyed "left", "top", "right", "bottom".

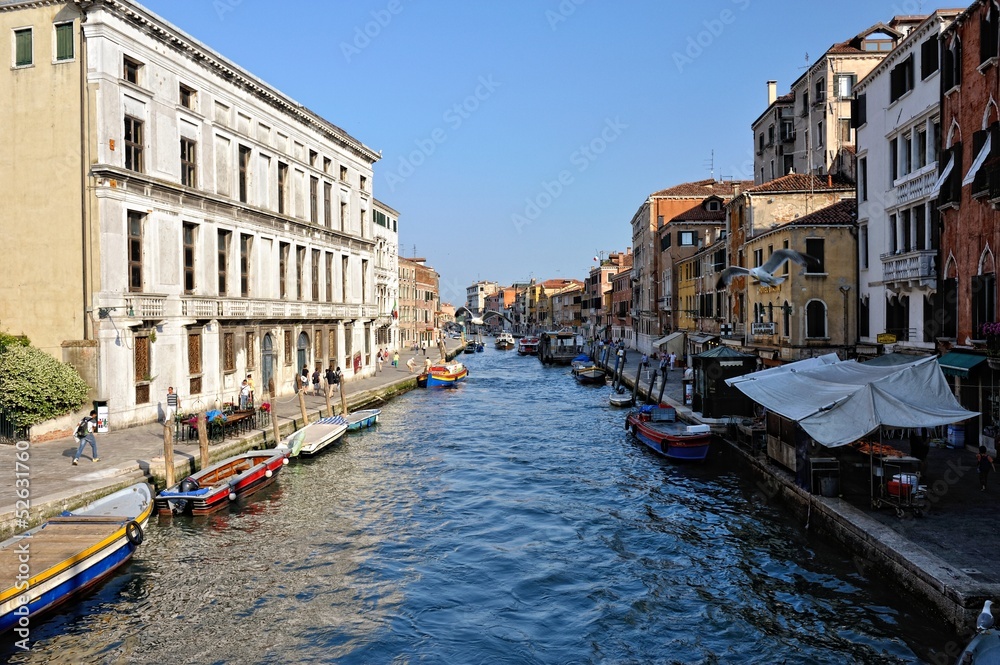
[
  {"left": 464, "top": 341, "right": 477, "bottom": 354},
  {"left": 495, "top": 332, "right": 515, "bottom": 350},
  {"left": 426, "top": 360, "right": 469, "bottom": 387},
  {"left": 155, "top": 448, "right": 289, "bottom": 515},
  {"left": 344, "top": 409, "right": 380, "bottom": 431},
  {"left": 574, "top": 367, "right": 606, "bottom": 385},
  {"left": 625, "top": 405, "right": 711, "bottom": 461},
  {"left": 517, "top": 336, "right": 540, "bottom": 356},
  {"left": 538, "top": 329, "right": 584, "bottom": 365},
  {"left": 0, "top": 482, "right": 153, "bottom": 634},
  {"left": 609, "top": 389, "right": 634, "bottom": 407},
  {"left": 282, "top": 415, "right": 348, "bottom": 457}
]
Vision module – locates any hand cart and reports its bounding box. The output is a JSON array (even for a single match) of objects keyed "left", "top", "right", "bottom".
[{"left": 870, "top": 455, "right": 928, "bottom": 517}]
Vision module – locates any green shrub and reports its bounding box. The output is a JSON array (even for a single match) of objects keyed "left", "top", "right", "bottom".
[
  {"left": 0, "top": 331, "right": 29, "bottom": 353},
  {"left": 0, "top": 346, "right": 89, "bottom": 428}
]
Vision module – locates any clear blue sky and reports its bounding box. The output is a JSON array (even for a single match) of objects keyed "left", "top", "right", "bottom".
[{"left": 140, "top": 0, "right": 957, "bottom": 306}]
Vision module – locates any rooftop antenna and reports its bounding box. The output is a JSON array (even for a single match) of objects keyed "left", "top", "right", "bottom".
[
  {"left": 412, "top": 243, "right": 416, "bottom": 259},
  {"left": 704, "top": 149, "right": 715, "bottom": 180}
]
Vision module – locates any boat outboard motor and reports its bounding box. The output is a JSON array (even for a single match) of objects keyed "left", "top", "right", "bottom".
[{"left": 179, "top": 477, "right": 200, "bottom": 493}]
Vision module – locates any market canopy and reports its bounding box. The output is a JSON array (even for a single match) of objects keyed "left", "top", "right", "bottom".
[{"left": 725, "top": 355, "right": 977, "bottom": 447}]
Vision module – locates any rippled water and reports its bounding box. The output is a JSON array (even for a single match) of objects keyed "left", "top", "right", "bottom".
[{"left": 5, "top": 347, "right": 956, "bottom": 663}]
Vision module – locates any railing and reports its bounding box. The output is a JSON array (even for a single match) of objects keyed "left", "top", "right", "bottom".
[
  {"left": 890, "top": 166, "right": 937, "bottom": 208},
  {"left": 181, "top": 297, "right": 378, "bottom": 320},
  {"left": 880, "top": 249, "right": 937, "bottom": 285},
  {"left": 0, "top": 405, "right": 28, "bottom": 444},
  {"left": 124, "top": 293, "right": 167, "bottom": 319}
]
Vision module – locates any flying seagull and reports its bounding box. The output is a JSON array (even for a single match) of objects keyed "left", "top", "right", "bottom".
[
  {"left": 454, "top": 306, "right": 511, "bottom": 326},
  {"left": 716, "top": 249, "right": 816, "bottom": 288},
  {"left": 978, "top": 600, "right": 995, "bottom": 632}
]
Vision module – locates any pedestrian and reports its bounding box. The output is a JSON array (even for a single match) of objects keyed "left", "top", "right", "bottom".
[
  {"left": 979, "top": 446, "right": 996, "bottom": 491},
  {"left": 376, "top": 352, "right": 384, "bottom": 373},
  {"left": 659, "top": 355, "right": 668, "bottom": 378},
  {"left": 424, "top": 357, "right": 432, "bottom": 373},
  {"left": 406, "top": 357, "right": 416, "bottom": 373},
  {"left": 669, "top": 352, "right": 677, "bottom": 372},
  {"left": 325, "top": 364, "right": 336, "bottom": 392},
  {"left": 300, "top": 365, "right": 309, "bottom": 393},
  {"left": 312, "top": 367, "right": 322, "bottom": 396},
  {"left": 422, "top": 340, "right": 427, "bottom": 356},
  {"left": 246, "top": 373, "right": 255, "bottom": 406},
  {"left": 72, "top": 410, "right": 99, "bottom": 465},
  {"left": 393, "top": 350, "right": 399, "bottom": 368},
  {"left": 333, "top": 366, "right": 343, "bottom": 389},
  {"left": 239, "top": 379, "right": 251, "bottom": 409},
  {"left": 165, "top": 386, "right": 179, "bottom": 423},
  {"left": 641, "top": 353, "right": 649, "bottom": 368}
]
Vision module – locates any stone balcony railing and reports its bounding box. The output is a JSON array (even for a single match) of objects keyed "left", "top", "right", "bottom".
[
  {"left": 180, "top": 296, "right": 377, "bottom": 321},
  {"left": 880, "top": 249, "right": 937, "bottom": 288},
  {"left": 123, "top": 293, "right": 167, "bottom": 319},
  {"left": 888, "top": 165, "right": 938, "bottom": 209}
]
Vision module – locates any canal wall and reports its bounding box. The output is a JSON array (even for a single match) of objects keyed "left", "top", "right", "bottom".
[{"left": 599, "top": 354, "right": 1000, "bottom": 634}]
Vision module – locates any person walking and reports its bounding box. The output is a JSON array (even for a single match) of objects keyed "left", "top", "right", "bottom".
[
  {"left": 979, "top": 446, "right": 996, "bottom": 491},
  {"left": 72, "top": 410, "right": 99, "bottom": 465},
  {"left": 669, "top": 352, "right": 677, "bottom": 372},
  {"left": 246, "top": 373, "right": 255, "bottom": 406},
  {"left": 165, "top": 386, "right": 179, "bottom": 423},
  {"left": 325, "top": 364, "right": 336, "bottom": 393},
  {"left": 311, "top": 367, "right": 322, "bottom": 396},
  {"left": 658, "top": 355, "right": 668, "bottom": 379},
  {"left": 300, "top": 365, "right": 309, "bottom": 393},
  {"left": 393, "top": 350, "right": 400, "bottom": 368},
  {"left": 376, "top": 352, "right": 384, "bottom": 373},
  {"left": 239, "top": 379, "right": 251, "bottom": 410},
  {"left": 406, "top": 356, "right": 416, "bottom": 373}
]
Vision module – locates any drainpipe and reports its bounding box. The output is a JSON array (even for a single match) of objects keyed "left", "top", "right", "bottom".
[{"left": 79, "top": 4, "right": 93, "bottom": 340}]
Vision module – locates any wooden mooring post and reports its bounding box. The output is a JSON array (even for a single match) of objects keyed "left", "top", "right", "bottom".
[
  {"left": 197, "top": 411, "right": 209, "bottom": 469},
  {"left": 162, "top": 423, "right": 175, "bottom": 488}
]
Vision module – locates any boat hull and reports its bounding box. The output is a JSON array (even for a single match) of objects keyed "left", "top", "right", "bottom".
[
  {"left": 345, "top": 409, "right": 380, "bottom": 431},
  {"left": 626, "top": 412, "right": 711, "bottom": 461},
  {"left": 0, "top": 483, "right": 153, "bottom": 634},
  {"left": 609, "top": 392, "right": 634, "bottom": 407},
  {"left": 155, "top": 449, "right": 289, "bottom": 515},
  {"left": 285, "top": 416, "right": 348, "bottom": 456},
  {"left": 426, "top": 363, "right": 468, "bottom": 387},
  {"left": 573, "top": 369, "right": 606, "bottom": 385}
]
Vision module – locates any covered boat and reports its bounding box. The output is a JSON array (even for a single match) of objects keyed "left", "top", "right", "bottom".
[
  {"left": 625, "top": 405, "right": 711, "bottom": 461},
  {"left": 495, "top": 332, "right": 515, "bottom": 350},
  {"left": 517, "top": 336, "right": 540, "bottom": 356},
  {"left": 0, "top": 482, "right": 153, "bottom": 634},
  {"left": 426, "top": 361, "right": 468, "bottom": 387},
  {"left": 538, "top": 329, "right": 584, "bottom": 365},
  {"left": 344, "top": 409, "right": 380, "bottom": 431},
  {"left": 282, "top": 415, "right": 348, "bottom": 457},
  {"left": 155, "top": 448, "right": 289, "bottom": 515}
]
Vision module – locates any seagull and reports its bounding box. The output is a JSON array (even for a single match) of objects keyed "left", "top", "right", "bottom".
[
  {"left": 454, "top": 306, "right": 510, "bottom": 326},
  {"left": 716, "top": 249, "right": 816, "bottom": 288},
  {"left": 978, "top": 600, "right": 995, "bottom": 632}
]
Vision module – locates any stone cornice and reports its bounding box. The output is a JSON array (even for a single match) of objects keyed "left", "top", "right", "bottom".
[{"left": 77, "top": 0, "right": 380, "bottom": 164}]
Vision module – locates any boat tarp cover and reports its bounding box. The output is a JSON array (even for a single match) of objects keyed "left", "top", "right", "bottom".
[{"left": 725, "top": 355, "right": 977, "bottom": 447}]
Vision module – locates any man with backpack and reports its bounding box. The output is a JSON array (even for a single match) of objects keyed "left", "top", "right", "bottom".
[{"left": 72, "top": 410, "right": 99, "bottom": 465}]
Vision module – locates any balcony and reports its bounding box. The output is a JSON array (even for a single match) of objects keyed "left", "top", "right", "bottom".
[
  {"left": 888, "top": 165, "right": 937, "bottom": 208},
  {"left": 781, "top": 131, "right": 795, "bottom": 143},
  {"left": 880, "top": 249, "right": 937, "bottom": 289},
  {"left": 123, "top": 293, "right": 167, "bottom": 319},
  {"left": 180, "top": 296, "right": 377, "bottom": 320}
]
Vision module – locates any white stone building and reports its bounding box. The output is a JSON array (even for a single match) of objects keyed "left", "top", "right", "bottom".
[
  {"left": 855, "top": 11, "right": 959, "bottom": 355},
  {"left": 373, "top": 199, "right": 400, "bottom": 351},
  {"left": 0, "top": 0, "right": 385, "bottom": 428}
]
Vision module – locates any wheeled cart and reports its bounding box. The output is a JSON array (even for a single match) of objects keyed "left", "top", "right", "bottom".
[{"left": 870, "top": 455, "right": 928, "bottom": 517}]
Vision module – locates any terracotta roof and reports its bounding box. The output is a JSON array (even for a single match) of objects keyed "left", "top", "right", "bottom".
[
  {"left": 784, "top": 199, "right": 857, "bottom": 227},
  {"left": 651, "top": 179, "right": 753, "bottom": 198},
  {"left": 742, "top": 173, "right": 854, "bottom": 194},
  {"left": 827, "top": 21, "right": 904, "bottom": 54},
  {"left": 541, "top": 279, "right": 583, "bottom": 290},
  {"left": 776, "top": 92, "right": 795, "bottom": 104},
  {"left": 668, "top": 206, "right": 726, "bottom": 223}
]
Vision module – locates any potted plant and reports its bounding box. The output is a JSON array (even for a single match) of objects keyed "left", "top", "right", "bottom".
[{"left": 982, "top": 322, "right": 1000, "bottom": 370}]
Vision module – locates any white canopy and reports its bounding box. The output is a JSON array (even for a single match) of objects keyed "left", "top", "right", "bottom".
[
  {"left": 929, "top": 154, "right": 955, "bottom": 198},
  {"left": 725, "top": 355, "right": 977, "bottom": 447},
  {"left": 963, "top": 133, "right": 992, "bottom": 186}
]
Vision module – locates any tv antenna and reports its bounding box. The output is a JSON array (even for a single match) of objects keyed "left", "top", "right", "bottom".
[{"left": 704, "top": 150, "right": 715, "bottom": 180}]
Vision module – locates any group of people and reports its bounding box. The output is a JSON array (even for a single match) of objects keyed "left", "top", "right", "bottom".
[
  {"left": 373, "top": 348, "right": 400, "bottom": 372},
  {"left": 299, "top": 364, "right": 343, "bottom": 397}
]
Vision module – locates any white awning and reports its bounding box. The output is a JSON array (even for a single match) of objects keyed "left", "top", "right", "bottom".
[
  {"left": 726, "top": 355, "right": 977, "bottom": 447},
  {"left": 929, "top": 154, "right": 955, "bottom": 197},
  {"left": 963, "top": 133, "right": 992, "bottom": 185},
  {"left": 653, "top": 331, "right": 683, "bottom": 348}
]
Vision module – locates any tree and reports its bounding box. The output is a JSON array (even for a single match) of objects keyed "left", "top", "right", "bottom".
[{"left": 0, "top": 346, "right": 89, "bottom": 429}]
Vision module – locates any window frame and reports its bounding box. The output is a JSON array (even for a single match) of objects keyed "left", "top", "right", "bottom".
[
  {"left": 180, "top": 137, "right": 197, "bottom": 188},
  {"left": 183, "top": 222, "right": 197, "bottom": 294},
  {"left": 123, "top": 55, "right": 142, "bottom": 85},
  {"left": 124, "top": 115, "right": 144, "bottom": 173},
  {"left": 13, "top": 27, "right": 32, "bottom": 68},
  {"left": 54, "top": 22, "right": 73, "bottom": 62},
  {"left": 127, "top": 211, "right": 144, "bottom": 293}
]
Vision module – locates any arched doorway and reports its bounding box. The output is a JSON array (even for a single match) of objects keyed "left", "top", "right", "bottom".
[
  {"left": 297, "top": 331, "right": 310, "bottom": 374},
  {"left": 262, "top": 333, "right": 274, "bottom": 395}
]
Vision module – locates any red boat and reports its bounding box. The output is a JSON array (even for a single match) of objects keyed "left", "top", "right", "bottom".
[
  {"left": 625, "top": 405, "right": 711, "bottom": 461},
  {"left": 517, "top": 336, "right": 540, "bottom": 356},
  {"left": 155, "top": 448, "right": 289, "bottom": 515}
]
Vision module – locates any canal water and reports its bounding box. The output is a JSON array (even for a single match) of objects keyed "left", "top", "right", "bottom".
[{"left": 6, "top": 347, "right": 958, "bottom": 663}]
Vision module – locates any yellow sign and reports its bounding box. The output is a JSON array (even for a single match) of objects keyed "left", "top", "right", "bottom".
[
  {"left": 876, "top": 333, "right": 897, "bottom": 344},
  {"left": 758, "top": 285, "right": 781, "bottom": 294}
]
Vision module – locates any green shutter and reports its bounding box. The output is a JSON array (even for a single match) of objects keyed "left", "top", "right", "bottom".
[
  {"left": 14, "top": 29, "right": 31, "bottom": 67},
  {"left": 55, "top": 23, "right": 73, "bottom": 60}
]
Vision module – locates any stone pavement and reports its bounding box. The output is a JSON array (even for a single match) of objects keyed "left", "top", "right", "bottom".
[{"left": 0, "top": 341, "right": 463, "bottom": 538}]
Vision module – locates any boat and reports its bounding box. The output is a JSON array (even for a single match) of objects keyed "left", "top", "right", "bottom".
[
  {"left": 155, "top": 448, "right": 290, "bottom": 515},
  {"left": 538, "top": 329, "right": 584, "bottom": 365},
  {"left": 417, "top": 372, "right": 429, "bottom": 387},
  {"left": 625, "top": 405, "right": 712, "bottom": 461},
  {"left": 574, "top": 366, "right": 607, "bottom": 385},
  {"left": 475, "top": 343, "right": 484, "bottom": 352},
  {"left": 344, "top": 408, "right": 380, "bottom": 431},
  {"left": 609, "top": 388, "right": 634, "bottom": 407},
  {"left": 0, "top": 482, "right": 153, "bottom": 634},
  {"left": 517, "top": 336, "right": 540, "bottom": 356},
  {"left": 463, "top": 341, "right": 478, "bottom": 354},
  {"left": 956, "top": 601, "right": 1000, "bottom": 664},
  {"left": 495, "top": 332, "right": 515, "bottom": 350},
  {"left": 426, "top": 360, "right": 469, "bottom": 387},
  {"left": 282, "top": 415, "right": 348, "bottom": 457}
]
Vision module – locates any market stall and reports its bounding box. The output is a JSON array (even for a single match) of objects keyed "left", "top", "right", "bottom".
[{"left": 726, "top": 355, "right": 977, "bottom": 512}]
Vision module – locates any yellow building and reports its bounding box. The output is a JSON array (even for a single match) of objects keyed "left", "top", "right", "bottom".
[{"left": 741, "top": 199, "right": 858, "bottom": 364}]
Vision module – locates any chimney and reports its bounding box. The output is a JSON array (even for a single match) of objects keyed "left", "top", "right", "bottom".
[{"left": 767, "top": 80, "right": 777, "bottom": 106}]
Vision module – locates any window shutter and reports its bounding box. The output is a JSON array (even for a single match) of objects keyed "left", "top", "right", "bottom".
[
  {"left": 56, "top": 23, "right": 73, "bottom": 60},
  {"left": 14, "top": 30, "right": 31, "bottom": 66}
]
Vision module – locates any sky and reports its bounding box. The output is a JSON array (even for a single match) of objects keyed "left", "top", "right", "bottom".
[{"left": 139, "top": 0, "right": 959, "bottom": 306}]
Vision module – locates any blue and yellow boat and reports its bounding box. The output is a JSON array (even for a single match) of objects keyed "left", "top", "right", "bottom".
[
  {"left": 426, "top": 361, "right": 468, "bottom": 387},
  {"left": 0, "top": 483, "right": 153, "bottom": 634}
]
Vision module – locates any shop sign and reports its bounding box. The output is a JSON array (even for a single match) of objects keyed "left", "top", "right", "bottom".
[
  {"left": 751, "top": 322, "right": 776, "bottom": 335},
  {"left": 876, "top": 333, "right": 897, "bottom": 344}
]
